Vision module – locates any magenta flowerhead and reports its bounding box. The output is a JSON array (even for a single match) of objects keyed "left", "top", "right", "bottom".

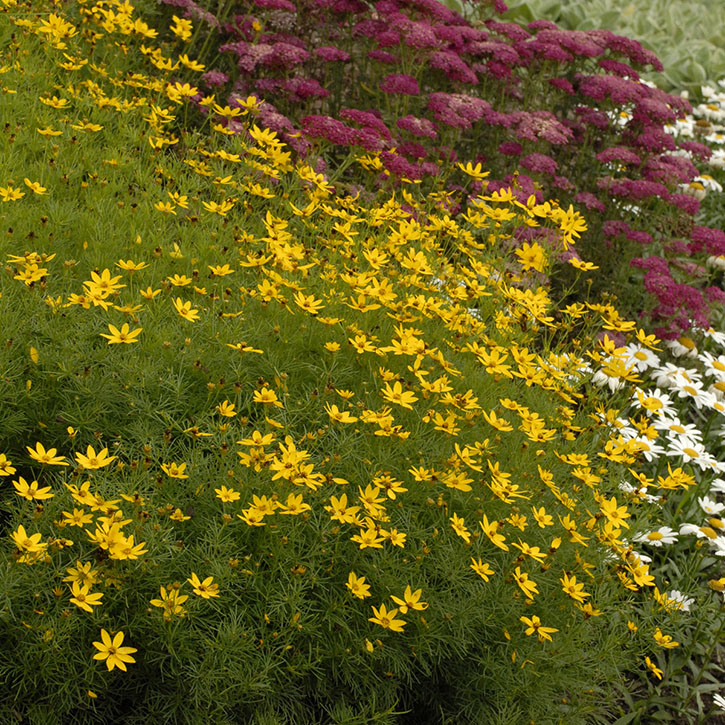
[{"left": 379, "top": 73, "right": 420, "bottom": 96}]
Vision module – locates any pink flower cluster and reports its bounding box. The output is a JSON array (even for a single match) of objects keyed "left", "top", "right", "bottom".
[{"left": 159, "top": 0, "right": 724, "bottom": 335}]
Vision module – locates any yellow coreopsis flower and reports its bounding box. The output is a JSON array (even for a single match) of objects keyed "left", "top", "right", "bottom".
[
  {"left": 381, "top": 381, "right": 418, "bottom": 410},
  {"left": 27, "top": 442, "right": 68, "bottom": 466},
  {"left": 11, "top": 525, "right": 47, "bottom": 553},
  {"left": 13, "top": 477, "right": 53, "bottom": 501},
  {"left": 599, "top": 496, "right": 631, "bottom": 529},
  {"left": 215, "top": 400, "right": 237, "bottom": 417},
  {"left": 277, "top": 492, "right": 311, "bottom": 515},
  {"left": 346, "top": 571, "right": 371, "bottom": 599},
  {"left": 470, "top": 558, "right": 494, "bottom": 582},
  {"left": 140, "top": 286, "right": 161, "bottom": 300},
  {"left": 512, "top": 567, "right": 539, "bottom": 598},
  {"left": 215, "top": 485, "right": 240, "bottom": 502},
  {"left": 456, "top": 161, "right": 490, "bottom": 181},
  {"left": 0, "top": 185, "right": 24, "bottom": 202},
  {"left": 237, "top": 507, "right": 266, "bottom": 526},
  {"left": 100, "top": 323, "right": 142, "bottom": 344},
  {"left": 154, "top": 200, "right": 177, "bottom": 215},
  {"left": 150, "top": 586, "right": 189, "bottom": 621},
  {"left": 187, "top": 573, "right": 219, "bottom": 599},
  {"left": 368, "top": 603, "right": 406, "bottom": 632},
  {"left": 480, "top": 514, "right": 509, "bottom": 551},
  {"left": 293, "top": 291, "right": 325, "bottom": 315},
  {"left": 644, "top": 656, "right": 663, "bottom": 680},
  {"left": 161, "top": 462, "right": 188, "bottom": 479},
  {"left": 481, "top": 410, "right": 513, "bottom": 431},
  {"left": 350, "top": 526, "right": 385, "bottom": 550},
  {"left": 62, "top": 508, "right": 93, "bottom": 527},
  {"left": 532, "top": 506, "right": 553, "bottom": 528},
  {"left": 514, "top": 242, "right": 546, "bottom": 273},
  {"left": 560, "top": 572, "right": 590, "bottom": 603},
  {"left": 213, "top": 104, "right": 243, "bottom": 119},
  {"left": 520, "top": 615, "right": 558, "bottom": 643},
  {"left": 209, "top": 264, "right": 235, "bottom": 277},
  {"left": 167, "top": 82, "right": 198, "bottom": 102},
  {"left": 170, "top": 15, "right": 193, "bottom": 41},
  {"left": 390, "top": 586, "right": 428, "bottom": 614},
  {"left": 253, "top": 387, "right": 284, "bottom": 408},
  {"left": 227, "top": 341, "right": 264, "bottom": 354},
  {"left": 75, "top": 445, "right": 116, "bottom": 469},
  {"left": 449, "top": 513, "right": 471, "bottom": 543},
  {"left": 0, "top": 453, "right": 16, "bottom": 476},
  {"left": 568, "top": 257, "right": 598, "bottom": 271},
  {"left": 201, "top": 199, "right": 235, "bottom": 216},
  {"left": 179, "top": 54, "right": 205, "bottom": 72},
  {"left": 172, "top": 297, "right": 200, "bottom": 321},
  {"left": 39, "top": 95, "right": 70, "bottom": 109},
  {"left": 653, "top": 627, "right": 679, "bottom": 649},
  {"left": 324, "top": 403, "right": 358, "bottom": 424},
  {"left": 23, "top": 178, "right": 47, "bottom": 195},
  {"left": 69, "top": 582, "right": 103, "bottom": 612},
  {"left": 63, "top": 561, "right": 100, "bottom": 587},
  {"left": 116, "top": 259, "right": 149, "bottom": 272},
  {"left": 92, "top": 629, "right": 137, "bottom": 672}
]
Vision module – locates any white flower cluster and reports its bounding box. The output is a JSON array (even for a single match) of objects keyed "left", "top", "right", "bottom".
[
  {"left": 666, "top": 80, "right": 725, "bottom": 171},
  {"left": 591, "top": 329, "right": 725, "bottom": 597}
]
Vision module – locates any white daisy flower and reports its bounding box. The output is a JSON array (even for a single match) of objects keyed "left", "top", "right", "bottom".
[
  {"left": 667, "top": 439, "right": 708, "bottom": 466},
  {"left": 705, "top": 131, "right": 725, "bottom": 145},
  {"left": 618, "top": 481, "right": 661, "bottom": 504},
  {"left": 662, "top": 420, "right": 703, "bottom": 445},
  {"left": 633, "top": 527, "right": 678, "bottom": 546},
  {"left": 672, "top": 376, "right": 717, "bottom": 409},
  {"left": 710, "top": 537, "right": 725, "bottom": 557},
  {"left": 632, "top": 437, "right": 666, "bottom": 463},
  {"left": 699, "top": 496, "right": 725, "bottom": 516},
  {"left": 711, "top": 149, "right": 725, "bottom": 169},
  {"left": 680, "top": 523, "right": 718, "bottom": 539},
  {"left": 699, "top": 352, "right": 725, "bottom": 381},
  {"left": 707, "top": 382, "right": 725, "bottom": 401},
  {"left": 704, "top": 327, "right": 725, "bottom": 346},
  {"left": 695, "top": 174, "right": 723, "bottom": 193},
  {"left": 696, "top": 102, "right": 725, "bottom": 123},
  {"left": 667, "top": 590, "right": 694, "bottom": 612},
  {"left": 622, "top": 343, "right": 660, "bottom": 372},
  {"left": 666, "top": 337, "right": 699, "bottom": 358},
  {"left": 653, "top": 363, "right": 700, "bottom": 389},
  {"left": 707, "top": 399, "right": 725, "bottom": 418},
  {"left": 617, "top": 425, "right": 638, "bottom": 441},
  {"left": 591, "top": 367, "right": 626, "bottom": 392},
  {"left": 711, "top": 458, "right": 725, "bottom": 475},
  {"left": 637, "top": 389, "right": 677, "bottom": 418}
]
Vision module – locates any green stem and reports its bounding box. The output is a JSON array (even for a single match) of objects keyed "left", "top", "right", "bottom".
[{"left": 681, "top": 609, "right": 725, "bottom": 718}]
